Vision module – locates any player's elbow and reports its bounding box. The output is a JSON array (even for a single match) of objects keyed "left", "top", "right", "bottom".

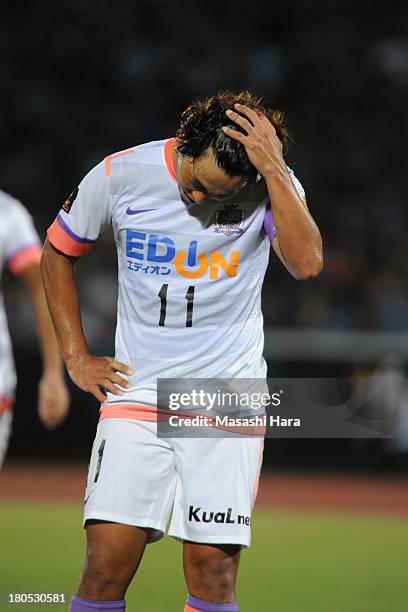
[{"left": 293, "top": 252, "right": 323, "bottom": 280}]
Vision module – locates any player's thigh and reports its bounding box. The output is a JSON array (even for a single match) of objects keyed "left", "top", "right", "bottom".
[
  {"left": 169, "top": 433, "right": 264, "bottom": 548},
  {"left": 84, "top": 417, "right": 176, "bottom": 541}
]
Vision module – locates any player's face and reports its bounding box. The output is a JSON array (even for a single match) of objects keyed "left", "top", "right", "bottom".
[{"left": 176, "top": 149, "right": 247, "bottom": 205}]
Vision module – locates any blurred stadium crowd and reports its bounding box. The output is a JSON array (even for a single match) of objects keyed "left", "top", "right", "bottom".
[{"left": 1, "top": 0, "right": 408, "bottom": 463}]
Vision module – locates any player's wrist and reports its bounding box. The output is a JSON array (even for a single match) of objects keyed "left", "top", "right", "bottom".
[
  {"left": 262, "top": 162, "right": 289, "bottom": 182},
  {"left": 41, "top": 365, "right": 65, "bottom": 380},
  {"left": 63, "top": 346, "right": 91, "bottom": 370},
  {"left": 41, "top": 352, "right": 64, "bottom": 374}
]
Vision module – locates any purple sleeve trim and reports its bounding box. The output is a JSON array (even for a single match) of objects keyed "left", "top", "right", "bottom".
[
  {"left": 263, "top": 207, "right": 275, "bottom": 243},
  {"left": 57, "top": 214, "right": 95, "bottom": 244},
  {"left": 187, "top": 594, "right": 238, "bottom": 611}
]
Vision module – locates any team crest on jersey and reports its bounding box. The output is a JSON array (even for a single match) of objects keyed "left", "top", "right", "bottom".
[
  {"left": 62, "top": 186, "right": 79, "bottom": 214},
  {"left": 214, "top": 204, "right": 245, "bottom": 236}
]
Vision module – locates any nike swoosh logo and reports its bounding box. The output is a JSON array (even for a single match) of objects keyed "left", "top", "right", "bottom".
[{"left": 126, "top": 207, "right": 157, "bottom": 215}]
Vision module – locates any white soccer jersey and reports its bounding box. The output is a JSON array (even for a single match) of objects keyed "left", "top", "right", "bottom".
[
  {"left": 0, "top": 190, "right": 42, "bottom": 412},
  {"left": 48, "top": 139, "right": 305, "bottom": 416}
]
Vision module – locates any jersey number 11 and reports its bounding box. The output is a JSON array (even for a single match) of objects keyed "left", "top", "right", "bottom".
[{"left": 158, "top": 283, "right": 195, "bottom": 327}]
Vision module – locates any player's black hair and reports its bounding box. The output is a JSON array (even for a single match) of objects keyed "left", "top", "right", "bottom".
[{"left": 176, "top": 90, "right": 290, "bottom": 183}]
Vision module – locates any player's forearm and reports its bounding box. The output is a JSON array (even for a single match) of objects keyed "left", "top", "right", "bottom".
[
  {"left": 20, "top": 263, "right": 64, "bottom": 374},
  {"left": 264, "top": 167, "right": 323, "bottom": 279},
  {"left": 41, "top": 239, "right": 89, "bottom": 367}
]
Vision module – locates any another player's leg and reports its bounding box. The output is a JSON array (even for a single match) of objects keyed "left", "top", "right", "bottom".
[
  {"left": 70, "top": 521, "right": 150, "bottom": 610},
  {"left": 183, "top": 541, "right": 241, "bottom": 611},
  {"left": 0, "top": 408, "right": 13, "bottom": 469}
]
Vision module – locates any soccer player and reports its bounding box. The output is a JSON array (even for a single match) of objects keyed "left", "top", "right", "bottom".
[
  {"left": 0, "top": 190, "right": 69, "bottom": 467},
  {"left": 41, "top": 91, "right": 322, "bottom": 612}
]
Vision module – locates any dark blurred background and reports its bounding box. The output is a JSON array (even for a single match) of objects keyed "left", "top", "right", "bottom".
[{"left": 2, "top": 0, "right": 408, "bottom": 470}]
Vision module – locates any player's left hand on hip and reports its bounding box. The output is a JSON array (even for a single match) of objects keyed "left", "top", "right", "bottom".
[
  {"left": 37, "top": 370, "right": 70, "bottom": 429},
  {"left": 222, "top": 103, "right": 285, "bottom": 177}
]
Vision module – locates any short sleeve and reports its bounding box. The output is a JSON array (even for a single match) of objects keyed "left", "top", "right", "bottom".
[
  {"left": 287, "top": 167, "right": 307, "bottom": 205},
  {"left": 263, "top": 166, "right": 307, "bottom": 243},
  {"left": 4, "top": 199, "right": 42, "bottom": 275},
  {"left": 47, "top": 160, "right": 111, "bottom": 257}
]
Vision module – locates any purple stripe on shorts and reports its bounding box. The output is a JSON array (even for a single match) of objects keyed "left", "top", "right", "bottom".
[
  {"left": 187, "top": 594, "right": 238, "bottom": 611},
  {"left": 57, "top": 214, "right": 95, "bottom": 244},
  {"left": 263, "top": 207, "right": 275, "bottom": 242}
]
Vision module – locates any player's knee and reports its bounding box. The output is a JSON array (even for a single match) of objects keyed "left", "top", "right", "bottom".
[
  {"left": 187, "top": 551, "right": 238, "bottom": 600},
  {"left": 79, "top": 553, "right": 132, "bottom": 598},
  {"left": 79, "top": 521, "right": 149, "bottom": 599}
]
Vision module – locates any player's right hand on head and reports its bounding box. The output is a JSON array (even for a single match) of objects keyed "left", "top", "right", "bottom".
[{"left": 66, "top": 353, "right": 132, "bottom": 403}]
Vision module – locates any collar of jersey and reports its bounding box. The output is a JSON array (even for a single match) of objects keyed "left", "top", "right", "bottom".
[{"left": 164, "top": 138, "right": 177, "bottom": 182}]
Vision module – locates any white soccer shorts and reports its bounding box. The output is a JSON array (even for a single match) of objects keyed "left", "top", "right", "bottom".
[{"left": 83, "top": 417, "right": 264, "bottom": 548}]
